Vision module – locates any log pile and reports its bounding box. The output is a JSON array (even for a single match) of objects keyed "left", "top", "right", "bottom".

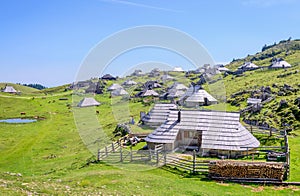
[{"left": 209, "top": 161, "right": 285, "bottom": 181}]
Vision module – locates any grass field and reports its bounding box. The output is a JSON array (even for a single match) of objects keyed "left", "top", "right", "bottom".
[{"left": 0, "top": 83, "right": 300, "bottom": 195}]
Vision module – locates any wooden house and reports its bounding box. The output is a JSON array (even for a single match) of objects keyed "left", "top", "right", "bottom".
[
  {"left": 269, "top": 58, "right": 291, "bottom": 69},
  {"left": 141, "top": 103, "right": 177, "bottom": 127},
  {"left": 101, "top": 74, "right": 117, "bottom": 80},
  {"left": 180, "top": 85, "right": 217, "bottom": 107},
  {"left": 247, "top": 98, "right": 262, "bottom": 105},
  {"left": 135, "top": 89, "right": 159, "bottom": 97},
  {"left": 111, "top": 88, "right": 129, "bottom": 97},
  {"left": 238, "top": 62, "right": 259, "bottom": 71},
  {"left": 77, "top": 98, "right": 100, "bottom": 107},
  {"left": 145, "top": 110, "right": 260, "bottom": 158},
  {"left": 3, "top": 86, "right": 17, "bottom": 93},
  {"left": 107, "top": 83, "right": 122, "bottom": 91},
  {"left": 160, "top": 82, "right": 188, "bottom": 99},
  {"left": 122, "top": 80, "right": 137, "bottom": 86}
]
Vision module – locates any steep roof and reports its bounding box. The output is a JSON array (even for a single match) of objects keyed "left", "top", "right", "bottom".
[
  {"left": 238, "top": 62, "right": 259, "bottom": 69},
  {"left": 169, "top": 82, "right": 188, "bottom": 90},
  {"left": 101, "top": 74, "right": 116, "bottom": 80},
  {"left": 107, "top": 83, "right": 122, "bottom": 91},
  {"left": 77, "top": 97, "right": 100, "bottom": 107},
  {"left": 185, "top": 89, "right": 217, "bottom": 103},
  {"left": 111, "top": 88, "right": 129, "bottom": 96},
  {"left": 145, "top": 110, "right": 260, "bottom": 151},
  {"left": 142, "top": 103, "right": 177, "bottom": 126},
  {"left": 180, "top": 85, "right": 217, "bottom": 104},
  {"left": 141, "top": 89, "right": 159, "bottom": 97},
  {"left": 3, "top": 86, "right": 17, "bottom": 93},
  {"left": 269, "top": 59, "right": 292, "bottom": 68},
  {"left": 122, "top": 80, "right": 137, "bottom": 86}
]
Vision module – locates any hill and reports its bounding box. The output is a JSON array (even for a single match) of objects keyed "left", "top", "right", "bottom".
[
  {"left": 0, "top": 40, "right": 300, "bottom": 195},
  {"left": 0, "top": 82, "right": 40, "bottom": 94},
  {"left": 228, "top": 39, "right": 300, "bottom": 70}
]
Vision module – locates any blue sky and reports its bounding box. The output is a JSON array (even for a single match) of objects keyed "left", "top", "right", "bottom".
[{"left": 1, "top": 0, "right": 300, "bottom": 87}]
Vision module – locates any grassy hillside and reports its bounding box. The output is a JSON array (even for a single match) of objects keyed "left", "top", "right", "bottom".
[
  {"left": 1, "top": 91, "right": 299, "bottom": 195},
  {"left": 228, "top": 39, "right": 300, "bottom": 70},
  {"left": 1, "top": 40, "right": 300, "bottom": 195},
  {"left": 0, "top": 83, "right": 40, "bottom": 94}
]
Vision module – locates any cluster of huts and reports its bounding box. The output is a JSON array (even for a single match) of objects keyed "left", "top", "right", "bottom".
[{"left": 73, "top": 59, "right": 294, "bottom": 158}]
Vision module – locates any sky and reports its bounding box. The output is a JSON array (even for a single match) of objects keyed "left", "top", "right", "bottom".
[{"left": 1, "top": 0, "right": 300, "bottom": 87}]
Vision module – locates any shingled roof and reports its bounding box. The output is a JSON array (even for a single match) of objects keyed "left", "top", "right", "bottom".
[
  {"left": 77, "top": 97, "right": 100, "bottom": 107},
  {"left": 141, "top": 103, "right": 177, "bottom": 127},
  {"left": 3, "top": 86, "right": 17, "bottom": 93},
  {"left": 180, "top": 85, "right": 217, "bottom": 106},
  {"left": 145, "top": 110, "right": 260, "bottom": 151}
]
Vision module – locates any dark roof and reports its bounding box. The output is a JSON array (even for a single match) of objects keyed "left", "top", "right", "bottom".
[{"left": 101, "top": 74, "right": 116, "bottom": 80}]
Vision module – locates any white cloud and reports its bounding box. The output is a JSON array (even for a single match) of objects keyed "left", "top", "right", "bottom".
[{"left": 100, "top": 0, "right": 183, "bottom": 13}]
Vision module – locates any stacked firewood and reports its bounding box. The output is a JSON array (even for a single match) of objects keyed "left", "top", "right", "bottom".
[{"left": 209, "top": 161, "right": 285, "bottom": 181}]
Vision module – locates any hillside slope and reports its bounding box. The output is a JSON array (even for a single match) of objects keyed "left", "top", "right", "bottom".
[{"left": 0, "top": 83, "right": 40, "bottom": 94}]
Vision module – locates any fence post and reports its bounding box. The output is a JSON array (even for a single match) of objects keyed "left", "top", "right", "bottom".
[
  {"left": 105, "top": 146, "right": 108, "bottom": 157},
  {"left": 164, "top": 144, "right": 167, "bottom": 166},
  {"left": 130, "top": 145, "right": 133, "bottom": 162},
  {"left": 97, "top": 149, "right": 100, "bottom": 161},
  {"left": 156, "top": 149, "right": 159, "bottom": 166},
  {"left": 193, "top": 150, "right": 196, "bottom": 174},
  {"left": 112, "top": 142, "right": 115, "bottom": 152},
  {"left": 120, "top": 146, "right": 123, "bottom": 162}
]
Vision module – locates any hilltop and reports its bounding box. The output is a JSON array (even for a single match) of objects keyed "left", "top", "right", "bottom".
[{"left": 228, "top": 39, "right": 300, "bottom": 70}]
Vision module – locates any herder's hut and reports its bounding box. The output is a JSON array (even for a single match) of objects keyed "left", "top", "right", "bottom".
[
  {"left": 269, "top": 58, "right": 291, "bottom": 69},
  {"left": 160, "top": 82, "right": 188, "bottom": 99},
  {"left": 136, "top": 89, "right": 159, "bottom": 97},
  {"left": 122, "top": 80, "right": 137, "bottom": 86},
  {"left": 130, "top": 69, "right": 143, "bottom": 77},
  {"left": 247, "top": 98, "right": 262, "bottom": 105},
  {"left": 107, "top": 83, "right": 122, "bottom": 91},
  {"left": 77, "top": 98, "right": 100, "bottom": 107},
  {"left": 145, "top": 110, "right": 260, "bottom": 158},
  {"left": 141, "top": 103, "right": 177, "bottom": 127},
  {"left": 101, "top": 74, "right": 117, "bottom": 80},
  {"left": 238, "top": 62, "right": 259, "bottom": 71},
  {"left": 3, "top": 86, "right": 17, "bottom": 93},
  {"left": 148, "top": 68, "right": 160, "bottom": 77},
  {"left": 111, "top": 88, "right": 129, "bottom": 97},
  {"left": 180, "top": 85, "right": 217, "bottom": 107},
  {"left": 144, "top": 81, "right": 161, "bottom": 89}
]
